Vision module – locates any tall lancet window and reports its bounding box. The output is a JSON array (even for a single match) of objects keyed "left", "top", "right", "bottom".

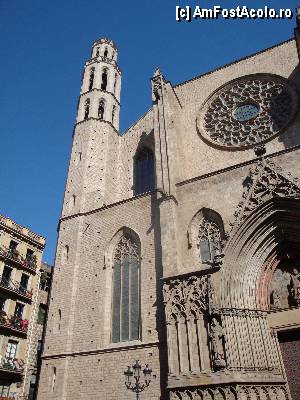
[
  {"left": 112, "top": 234, "right": 140, "bottom": 343},
  {"left": 198, "top": 218, "right": 222, "bottom": 263},
  {"left": 101, "top": 68, "right": 108, "bottom": 91},
  {"left": 104, "top": 47, "right": 108, "bottom": 58},
  {"left": 98, "top": 100, "right": 105, "bottom": 120},
  {"left": 88, "top": 67, "right": 95, "bottom": 91},
  {"left": 84, "top": 99, "right": 90, "bottom": 120},
  {"left": 134, "top": 148, "right": 155, "bottom": 196}
]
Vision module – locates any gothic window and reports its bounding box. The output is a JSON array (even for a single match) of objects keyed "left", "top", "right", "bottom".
[
  {"left": 88, "top": 67, "right": 95, "bottom": 91},
  {"left": 112, "top": 105, "right": 116, "bottom": 123},
  {"left": 101, "top": 68, "right": 108, "bottom": 91},
  {"left": 104, "top": 47, "right": 108, "bottom": 58},
  {"left": 98, "top": 100, "right": 105, "bottom": 120},
  {"left": 112, "top": 235, "right": 140, "bottom": 343},
  {"left": 84, "top": 99, "right": 90, "bottom": 120},
  {"left": 198, "top": 218, "right": 222, "bottom": 263},
  {"left": 114, "top": 73, "right": 117, "bottom": 94},
  {"left": 134, "top": 148, "right": 155, "bottom": 196}
]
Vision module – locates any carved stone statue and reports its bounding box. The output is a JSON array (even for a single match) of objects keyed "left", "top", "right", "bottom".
[
  {"left": 290, "top": 268, "right": 300, "bottom": 306},
  {"left": 209, "top": 317, "right": 226, "bottom": 370},
  {"left": 271, "top": 289, "right": 281, "bottom": 308}
]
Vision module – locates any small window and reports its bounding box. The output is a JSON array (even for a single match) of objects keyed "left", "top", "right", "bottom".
[
  {"left": 26, "top": 249, "right": 34, "bottom": 261},
  {"left": 198, "top": 219, "right": 222, "bottom": 263},
  {"left": 95, "top": 47, "right": 99, "bottom": 57},
  {"left": 112, "top": 105, "right": 116, "bottom": 123},
  {"left": 19, "top": 274, "right": 29, "bottom": 293},
  {"left": 84, "top": 99, "right": 90, "bottom": 120},
  {"left": 1, "top": 266, "right": 12, "bottom": 285},
  {"left": 14, "top": 302, "right": 24, "bottom": 319},
  {"left": 101, "top": 69, "right": 108, "bottom": 91},
  {"left": 98, "top": 100, "right": 105, "bottom": 120},
  {"left": 6, "top": 340, "right": 18, "bottom": 359},
  {"left": 134, "top": 148, "right": 155, "bottom": 196},
  {"left": 8, "top": 240, "right": 18, "bottom": 258},
  {"left": 51, "top": 367, "right": 56, "bottom": 392},
  {"left": 104, "top": 47, "right": 108, "bottom": 58},
  {"left": 88, "top": 67, "right": 95, "bottom": 91}
]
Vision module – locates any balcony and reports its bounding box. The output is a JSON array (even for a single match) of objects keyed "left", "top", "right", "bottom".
[
  {"left": 0, "top": 356, "right": 24, "bottom": 379},
  {"left": 0, "top": 278, "right": 32, "bottom": 303},
  {"left": 0, "top": 248, "right": 37, "bottom": 274},
  {"left": 0, "top": 313, "right": 28, "bottom": 337}
]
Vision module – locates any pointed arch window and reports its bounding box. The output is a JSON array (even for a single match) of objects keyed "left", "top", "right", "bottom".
[
  {"left": 95, "top": 47, "right": 100, "bottom": 57},
  {"left": 134, "top": 148, "right": 155, "bottom": 196},
  {"left": 84, "top": 99, "right": 90, "bottom": 120},
  {"left": 88, "top": 67, "right": 95, "bottom": 91},
  {"left": 98, "top": 99, "right": 105, "bottom": 120},
  {"left": 112, "top": 234, "right": 140, "bottom": 343},
  {"left": 101, "top": 68, "right": 108, "bottom": 91},
  {"left": 198, "top": 218, "right": 222, "bottom": 263}
]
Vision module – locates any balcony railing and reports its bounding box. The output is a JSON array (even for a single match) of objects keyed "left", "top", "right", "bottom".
[
  {"left": 0, "top": 247, "right": 37, "bottom": 273},
  {"left": 0, "top": 356, "right": 24, "bottom": 375},
  {"left": 0, "top": 312, "right": 28, "bottom": 336},
  {"left": 0, "top": 278, "right": 32, "bottom": 302}
]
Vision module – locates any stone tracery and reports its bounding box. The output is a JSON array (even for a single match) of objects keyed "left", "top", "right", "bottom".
[{"left": 197, "top": 74, "right": 298, "bottom": 149}]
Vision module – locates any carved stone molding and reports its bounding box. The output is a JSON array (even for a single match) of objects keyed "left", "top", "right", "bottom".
[
  {"left": 228, "top": 160, "right": 300, "bottom": 234},
  {"left": 169, "top": 384, "right": 290, "bottom": 400},
  {"left": 114, "top": 235, "right": 139, "bottom": 262},
  {"left": 197, "top": 74, "right": 298, "bottom": 149},
  {"left": 163, "top": 274, "right": 209, "bottom": 322}
]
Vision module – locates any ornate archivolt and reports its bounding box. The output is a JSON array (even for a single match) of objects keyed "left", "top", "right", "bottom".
[
  {"left": 228, "top": 159, "right": 300, "bottom": 235},
  {"left": 197, "top": 74, "right": 298, "bottom": 149}
]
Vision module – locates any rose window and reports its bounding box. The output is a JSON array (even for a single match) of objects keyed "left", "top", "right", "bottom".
[{"left": 197, "top": 74, "right": 298, "bottom": 149}]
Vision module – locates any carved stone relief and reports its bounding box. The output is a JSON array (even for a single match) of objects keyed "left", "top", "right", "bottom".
[
  {"left": 228, "top": 160, "right": 300, "bottom": 234},
  {"left": 209, "top": 316, "right": 226, "bottom": 370},
  {"left": 197, "top": 74, "right": 298, "bottom": 149},
  {"left": 113, "top": 235, "right": 139, "bottom": 262},
  {"left": 163, "top": 275, "right": 208, "bottom": 322},
  {"left": 270, "top": 255, "right": 300, "bottom": 309}
]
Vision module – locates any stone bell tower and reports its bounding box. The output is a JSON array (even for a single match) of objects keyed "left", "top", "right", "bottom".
[
  {"left": 78, "top": 38, "right": 121, "bottom": 129},
  {"left": 62, "top": 38, "right": 121, "bottom": 217}
]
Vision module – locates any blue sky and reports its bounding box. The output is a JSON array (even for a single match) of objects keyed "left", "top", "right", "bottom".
[{"left": 0, "top": 0, "right": 298, "bottom": 264}]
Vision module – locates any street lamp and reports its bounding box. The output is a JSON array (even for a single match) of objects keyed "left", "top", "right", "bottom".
[{"left": 124, "top": 360, "right": 152, "bottom": 400}]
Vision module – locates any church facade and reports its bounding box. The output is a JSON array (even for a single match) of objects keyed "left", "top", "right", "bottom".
[{"left": 37, "top": 20, "right": 300, "bottom": 400}]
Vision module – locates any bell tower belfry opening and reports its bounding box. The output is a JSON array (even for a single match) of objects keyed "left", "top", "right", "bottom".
[{"left": 77, "top": 38, "right": 121, "bottom": 130}]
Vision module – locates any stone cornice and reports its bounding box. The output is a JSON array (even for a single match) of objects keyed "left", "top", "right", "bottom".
[
  {"left": 58, "top": 190, "right": 157, "bottom": 227},
  {"left": 73, "top": 118, "right": 120, "bottom": 137},
  {"left": 79, "top": 88, "right": 120, "bottom": 105},
  {"left": 85, "top": 57, "right": 121, "bottom": 75},
  {"left": 0, "top": 215, "right": 45, "bottom": 249},
  {"left": 42, "top": 340, "right": 161, "bottom": 360}
]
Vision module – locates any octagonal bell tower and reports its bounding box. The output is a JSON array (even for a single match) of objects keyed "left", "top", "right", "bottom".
[
  {"left": 77, "top": 38, "right": 121, "bottom": 130},
  {"left": 62, "top": 38, "right": 122, "bottom": 218}
]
